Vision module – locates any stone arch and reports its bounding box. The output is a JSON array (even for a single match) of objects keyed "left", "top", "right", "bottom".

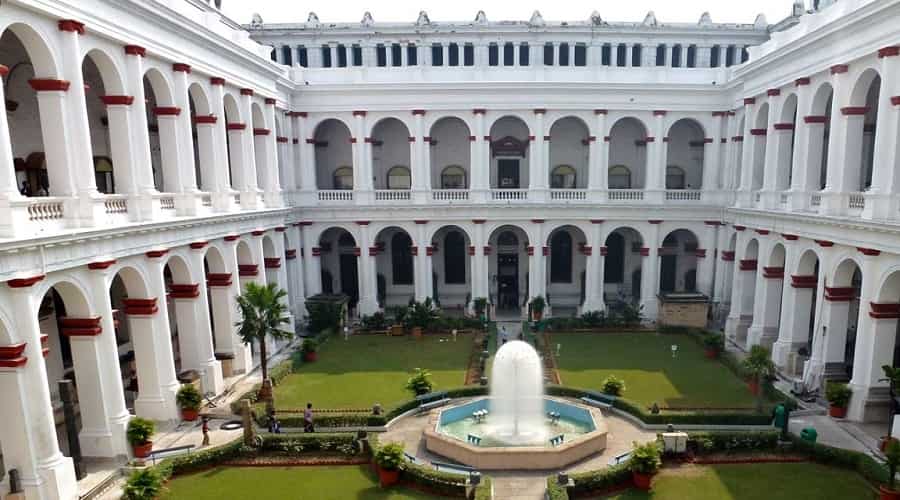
[
  {"left": 0, "top": 22, "right": 61, "bottom": 78},
  {"left": 251, "top": 103, "right": 268, "bottom": 190},
  {"left": 188, "top": 82, "right": 215, "bottom": 191},
  {"left": 489, "top": 116, "right": 531, "bottom": 189},
  {"left": 846, "top": 68, "right": 881, "bottom": 191},
  {"left": 429, "top": 116, "right": 471, "bottom": 189},
  {"left": 83, "top": 49, "right": 128, "bottom": 194},
  {"left": 809, "top": 82, "right": 834, "bottom": 191},
  {"left": 665, "top": 118, "right": 705, "bottom": 189},
  {"left": 222, "top": 92, "right": 243, "bottom": 190},
  {"left": 143, "top": 68, "right": 179, "bottom": 192},
  {"left": 546, "top": 224, "right": 588, "bottom": 310},
  {"left": 604, "top": 226, "right": 645, "bottom": 305},
  {"left": 659, "top": 228, "right": 699, "bottom": 293},
  {"left": 608, "top": 117, "right": 649, "bottom": 189},
  {"left": 314, "top": 118, "right": 353, "bottom": 190},
  {"left": 549, "top": 116, "right": 590, "bottom": 189},
  {"left": 205, "top": 244, "right": 227, "bottom": 274},
  {"left": 749, "top": 103, "right": 769, "bottom": 191},
  {"left": 371, "top": 117, "right": 412, "bottom": 190},
  {"left": 488, "top": 224, "right": 531, "bottom": 312},
  {"left": 317, "top": 226, "right": 360, "bottom": 306},
  {"left": 374, "top": 226, "right": 415, "bottom": 307},
  {"left": 431, "top": 224, "right": 472, "bottom": 308},
  {"left": 775, "top": 93, "right": 799, "bottom": 191}
]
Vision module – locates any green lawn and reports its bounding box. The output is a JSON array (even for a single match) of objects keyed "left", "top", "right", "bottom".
[
  {"left": 273, "top": 333, "right": 473, "bottom": 409},
  {"left": 601, "top": 463, "right": 875, "bottom": 499},
  {"left": 551, "top": 332, "right": 756, "bottom": 409},
  {"left": 161, "top": 465, "right": 435, "bottom": 500}
]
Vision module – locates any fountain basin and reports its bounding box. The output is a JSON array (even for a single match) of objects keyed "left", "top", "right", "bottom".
[{"left": 423, "top": 397, "right": 608, "bottom": 470}]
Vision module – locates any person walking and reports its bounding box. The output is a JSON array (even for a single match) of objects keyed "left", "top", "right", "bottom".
[
  {"left": 201, "top": 416, "right": 210, "bottom": 446},
  {"left": 303, "top": 402, "right": 315, "bottom": 433}
]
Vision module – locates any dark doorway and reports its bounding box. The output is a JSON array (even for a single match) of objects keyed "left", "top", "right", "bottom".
[
  {"left": 498, "top": 253, "right": 519, "bottom": 310},
  {"left": 660, "top": 255, "right": 677, "bottom": 292},
  {"left": 498, "top": 159, "right": 520, "bottom": 188},
  {"left": 339, "top": 254, "right": 359, "bottom": 307}
]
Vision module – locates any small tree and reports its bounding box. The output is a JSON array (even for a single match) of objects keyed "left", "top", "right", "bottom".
[
  {"left": 628, "top": 441, "right": 662, "bottom": 475},
  {"left": 885, "top": 439, "right": 900, "bottom": 493},
  {"left": 236, "top": 282, "right": 292, "bottom": 392},
  {"left": 122, "top": 468, "right": 164, "bottom": 500},
  {"left": 601, "top": 375, "right": 626, "bottom": 397},
  {"left": 742, "top": 345, "right": 775, "bottom": 412},
  {"left": 406, "top": 368, "right": 434, "bottom": 396},
  {"left": 884, "top": 365, "right": 900, "bottom": 440},
  {"left": 473, "top": 297, "right": 489, "bottom": 319}
]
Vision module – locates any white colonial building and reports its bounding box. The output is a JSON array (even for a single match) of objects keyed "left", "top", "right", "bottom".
[{"left": 0, "top": 0, "right": 897, "bottom": 498}]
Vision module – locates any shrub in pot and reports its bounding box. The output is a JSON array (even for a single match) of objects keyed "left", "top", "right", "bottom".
[
  {"left": 741, "top": 345, "right": 775, "bottom": 412},
  {"left": 601, "top": 375, "right": 626, "bottom": 397},
  {"left": 529, "top": 296, "right": 546, "bottom": 321},
  {"left": 703, "top": 333, "right": 725, "bottom": 359},
  {"left": 826, "top": 382, "right": 852, "bottom": 418},
  {"left": 473, "top": 297, "right": 489, "bottom": 321},
  {"left": 374, "top": 442, "right": 406, "bottom": 487},
  {"left": 301, "top": 338, "right": 318, "bottom": 362},
  {"left": 628, "top": 440, "right": 662, "bottom": 491},
  {"left": 405, "top": 298, "right": 439, "bottom": 338},
  {"left": 122, "top": 468, "right": 164, "bottom": 500},
  {"left": 405, "top": 367, "right": 433, "bottom": 396},
  {"left": 176, "top": 384, "right": 202, "bottom": 421},
  {"left": 881, "top": 439, "right": 900, "bottom": 500},
  {"left": 127, "top": 417, "right": 155, "bottom": 458}
]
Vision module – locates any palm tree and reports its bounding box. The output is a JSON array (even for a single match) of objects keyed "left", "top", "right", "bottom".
[{"left": 236, "top": 282, "right": 292, "bottom": 394}]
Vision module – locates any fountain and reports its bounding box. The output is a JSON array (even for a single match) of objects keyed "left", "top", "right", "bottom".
[{"left": 423, "top": 340, "right": 608, "bottom": 470}]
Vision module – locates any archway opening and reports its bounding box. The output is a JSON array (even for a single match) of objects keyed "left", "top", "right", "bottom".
[
  {"left": 314, "top": 119, "right": 353, "bottom": 190},
  {"left": 548, "top": 117, "right": 589, "bottom": 189},
  {"left": 489, "top": 117, "right": 530, "bottom": 190},
  {"left": 665, "top": 119, "right": 705, "bottom": 190},
  {"left": 488, "top": 226, "right": 529, "bottom": 313},
  {"left": 318, "top": 228, "right": 360, "bottom": 310},
  {"left": 608, "top": 118, "right": 648, "bottom": 189},
  {"left": 430, "top": 117, "right": 471, "bottom": 189},
  {"left": 659, "top": 229, "right": 699, "bottom": 293},
  {"left": 603, "top": 227, "right": 644, "bottom": 307}
]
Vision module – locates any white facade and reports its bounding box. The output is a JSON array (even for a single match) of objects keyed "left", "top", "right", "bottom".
[{"left": 0, "top": 1, "right": 898, "bottom": 498}]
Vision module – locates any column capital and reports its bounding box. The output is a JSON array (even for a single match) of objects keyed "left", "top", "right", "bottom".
[
  {"left": 124, "top": 45, "right": 146, "bottom": 57},
  {"left": 169, "top": 283, "right": 200, "bottom": 298},
  {"left": 58, "top": 20, "right": 86, "bottom": 35},
  {"left": 6, "top": 275, "right": 46, "bottom": 288},
  {"left": 145, "top": 249, "right": 169, "bottom": 258},
  {"left": 122, "top": 298, "right": 159, "bottom": 316},
  {"left": 87, "top": 259, "right": 117, "bottom": 270}
]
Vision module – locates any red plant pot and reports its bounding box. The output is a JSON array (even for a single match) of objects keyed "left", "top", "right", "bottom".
[
  {"left": 829, "top": 405, "right": 847, "bottom": 418},
  {"left": 533, "top": 311, "right": 543, "bottom": 321},
  {"left": 704, "top": 348, "right": 719, "bottom": 359},
  {"left": 132, "top": 441, "right": 153, "bottom": 458},
  {"left": 377, "top": 467, "right": 400, "bottom": 487},
  {"left": 747, "top": 380, "right": 760, "bottom": 395},
  {"left": 181, "top": 408, "right": 199, "bottom": 421},
  {"left": 880, "top": 486, "right": 900, "bottom": 500},
  {"left": 412, "top": 327, "right": 423, "bottom": 339},
  {"left": 881, "top": 437, "right": 899, "bottom": 452},
  {"left": 632, "top": 471, "right": 653, "bottom": 491},
  {"left": 304, "top": 351, "right": 317, "bottom": 362}
]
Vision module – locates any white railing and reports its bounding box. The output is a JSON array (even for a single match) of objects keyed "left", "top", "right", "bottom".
[
  {"left": 490, "top": 189, "right": 528, "bottom": 201},
  {"left": 754, "top": 191, "right": 761, "bottom": 203},
  {"left": 104, "top": 195, "right": 128, "bottom": 214},
  {"left": 779, "top": 192, "right": 789, "bottom": 206},
  {"left": 157, "top": 194, "right": 175, "bottom": 211},
  {"left": 810, "top": 193, "right": 822, "bottom": 207},
  {"left": 848, "top": 192, "right": 866, "bottom": 211},
  {"left": 432, "top": 189, "right": 469, "bottom": 202},
  {"left": 664, "top": 190, "right": 701, "bottom": 201},
  {"left": 233, "top": 193, "right": 241, "bottom": 205},
  {"left": 608, "top": 189, "right": 644, "bottom": 201},
  {"left": 374, "top": 189, "right": 411, "bottom": 202},
  {"left": 27, "top": 197, "right": 65, "bottom": 221},
  {"left": 200, "top": 193, "right": 212, "bottom": 207},
  {"left": 318, "top": 190, "right": 354, "bottom": 202},
  {"left": 550, "top": 189, "right": 587, "bottom": 201}
]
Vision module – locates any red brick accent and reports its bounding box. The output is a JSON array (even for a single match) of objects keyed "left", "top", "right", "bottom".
[
  {"left": 300, "top": 221, "right": 313, "bottom": 226},
  {"left": 645, "top": 137, "right": 655, "bottom": 143},
  {"left": 349, "top": 137, "right": 358, "bottom": 144},
  {"left": 468, "top": 136, "right": 477, "bottom": 141},
  {"left": 124, "top": 45, "right": 146, "bottom": 57},
  {"left": 173, "top": 63, "right": 191, "bottom": 73},
  {"left": 662, "top": 137, "right": 670, "bottom": 143},
  {"left": 744, "top": 98, "right": 756, "bottom": 105},
  {"left": 224, "top": 235, "right": 239, "bottom": 242},
  {"left": 825, "top": 287, "right": 855, "bottom": 302},
  {"left": 288, "top": 111, "right": 307, "bottom": 118},
  {"left": 600, "top": 246, "right": 608, "bottom": 256},
  {"left": 192, "top": 115, "right": 217, "bottom": 124},
  {"left": 653, "top": 110, "right": 667, "bottom": 116},
  {"left": 352, "top": 110, "right": 367, "bottom": 116},
  {"left": 58, "top": 20, "right": 86, "bottom": 34},
  {"left": 59, "top": 317, "right": 102, "bottom": 336},
  {"left": 412, "top": 109, "right": 426, "bottom": 115},
  {"left": 733, "top": 225, "right": 746, "bottom": 231},
  {"left": 238, "top": 264, "right": 259, "bottom": 277},
  {"left": 154, "top": 107, "right": 181, "bottom": 116},
  {"left": 815, "top": 240, "right": 834, "bottom": 247},
  {"left": 639, "top": 247, "right": 650, "bottom": 257},
  {"left": 773, "top": 123, "right": 795, "bottom": 130},
  {"left": 841, "top": 107, "right": 869, "bottom": 116},
  {"left": 892, "top": 96, "right": 900, "bottom": 106},
  {"left": 210, "top": 77, "right": 225, "bottom": 86},
  {"left": 293, "top": 139, "right": 299, "bottom": 144},
  {"left": 878, "top": 46, "right": 900, "bottom": 58},
  {"left": 145, "top": 249, "right": 169, "bottom": 258},
  {"left": 531, "top": 219, "right": 545, "bottom": 224},
  {"left": 368, "top": 247, "right": 379, "bottom": 257},
  {"left": 472, "top": 219, "right": 486, "bottom": 224},
  {"left": 721, "top": 138, "right": 727, "bottom": 144},
  {"left": 87, "top": 259, "right": 116, "bottom": 270},
  {"left": 590, "top": 219, "right": 604, "bottom": 224},
  {"left": 795, "top": 77, "right": 811, "bottom": 86},
  {"left": 426, "top": 246, "right": 435, "bottom": 257},
  {"left": 169, "top": 284, "right": 200, "bottom": 299},
  {"left": 101, "top": 95, "right": 134, "bottom": 106},
  {"left": 721, "top": 251, "right": 735, "bottom": 262},
  {"left": 782, "top": 234, "right": 798, "bottom": 240},
  {"left": 311, "top": 247, "right": 322, "bottom": 257},
  {"left": 240, "top": 88, "right": 254, "bottom": 96},
  {"left": 468, "top": 246, "right": 476, "bottom": 256},
  {"left": 695, "top": 249, "right": 707, "bottom": 258},
  {"left": 251, "top": 230, "right": 265, "bottom": 236},
  {"left": 763, "top": 266, "right": 784, "bottom": 279},
  {"left": 858, "top": 247, "right": 881, "bottom": 256},
  {"left": 755, "top": 229, "right": 770, "bottom": 235},
  {"left": 712, "top": 111, "right": 727, "bottom": 117},
  {"left": 582, "top": 246, "right": 593, "bottom": 256},
  {"left": 414, "top": 220, "right": 428, "bottom": 224},
  {"left": 870, "top": 302, "right": 900, "bottom": 319},
  {"left": 472, "top": 109, "right": 486, "bottom": 115},
  {"left": 253, "top": 128, "right": 271, "bottom": 136},
  {"left": 594, "top": 109, "right": 608, "bottom": 115},
  {"left": 264, "top": 98, "right": 277, "bottom": 105},
  {"left": 285, "top": 249, "right": 297, "bottom": 260},
  {"left": 189, "top": 241, "right": 208, "bottom": 249},
  {"left": 274, "top": 226, "right": 286, "bottom": 232},
  {"left": 543, "top": 135, "right": 551, "bottom": 141},
  {"left": 355, "top": 220, "right": 370, "bottom": 226},
  {"left": 484, "top": 246, "right": 493, "bottom": 256},
  {"left": 528, "top": 135, "right": 536, "bottom": 141},
  {"left": 542, "top": 246, "right": 550, "bottom": 257},
  {"left": 739, "top": 259, "right": 758, "bottom": 271},
  {"left": 28, "top": 79, "right": 70, "bottom": 92},
  {"left": 791, "top": 275, "right": 817, "bottom": 288},
  {"left": 767, "top": 88, "right": 781, "bottom": 97},
  {"left": 227, "top": 123, "right": 246, "bottom": 130},
  {"left": 264, "top": 257, "right": 281, "bottom": 269},
  {"left": 750, "top": 128, "right": 767, "bottom": 136},
  {"left": 533, "top": 108, "right": 547, "bottom": 114},
  {"left": 704, "top": 221, "right": 723, "bottom": 226},
  {"left": 122, "top": 298, "right": 159, "bottom": 315},
  {"left": 804, "top": 115, "right": 828, "bottom": 124},
  {"left": 411, "top": 246, "right": 420, "bottom": 257},
  {"left": 830, "top": 64, "right": 849, "bottom": 74},
  {"left": 277, "top": 136, "right": 288, "bottom": 143},
  {"left": 732, "top": 136, "right": 744, "bottom": 142},
  {"left": 0, "top": 65, "right": 8, "bottom": 78},
  {"left": 0, "top": 342, "right": 27, "bottom": 368},
  {"left": 648, "top": 220, "right": 663, "bottom": 224},
  {"left": 206, "top": 274, "right": 233, "bottom": 287}
]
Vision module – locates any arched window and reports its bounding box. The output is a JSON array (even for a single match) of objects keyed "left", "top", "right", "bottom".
[
  {"left": 333, "top": 167, "right": 353, "bottom": 190},
  {"left": 609, "top": 165, "right": 632, "bottom": 189},
  {"left": 391, "top": 232, "right": 414, "bottom": 285},
  {"left": 338, "top": 232, "right": 355, "bottom": 248},
  {"left": 387, "top": 166, "right": 411, "bottom": 189},
  {"left": 444, "top": 231, "right": 466, "bottom": 284},
  {"left": 666, "top": 166, "right": 686, "bottom": 189},
  {"left": 550, "top": 231, "right": 573, "bottom": 283},
  {"left": 550, "top": 165, "right": 577, "bottom": 189},
  {"left": 497, "top": 231, "right": 518, "bottom": 248},
  {"left": 605, "top": 232, "right": 625, "bottom": 283},
  {"left": 441, "top": 165, "right": 467, "bottom": 189}
]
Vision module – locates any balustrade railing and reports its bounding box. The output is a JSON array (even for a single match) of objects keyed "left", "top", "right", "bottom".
[
  {"left": 848, "top": 192, "right": 866, "bottom": 211},
  {"left": 157, "top": 194, "right": 176, "bottom": 210},
  {"left": 810, "top": 193, "right": 822, "bottom": 207},
  {"left": 374, "top": 189, "right": 411, "bottom": 201},
  {"left": 432, "top": 189, "right": 469, "bottom": 202},
  {"left": 664, "top": 190, "right": 701, "bottom": 202},
  {"left": 200, "top": 193, "right": 212, "bottom": 207},
  {"left": 27, "top": 197, "right": 65, "bottom": 221},
  {"left": 104, "top": 195, "right": 128, "bottom": 214},
  {"left": 318, "top": 190, "right": 354, "bottom": 202},
  {"left": 608, "top": 189, "right": 644, "bottom": 201},
  {"left": 550, "top": 189, "right": 587, "bottom": 201},
  {"left": 490, "top": 189, "right": 528, "bottom": 201}
]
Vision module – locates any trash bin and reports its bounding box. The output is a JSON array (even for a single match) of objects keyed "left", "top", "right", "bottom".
[{"left": 800, "top": 427, "right": 817, "bottom": 443}]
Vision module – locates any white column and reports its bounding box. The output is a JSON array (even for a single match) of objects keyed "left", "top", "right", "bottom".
[
  {"left": 760, "top": 91, "right": 785, "bottom": 208},
  {"left": 59, "top": 27, "right": 99, "bottom": 202},
  {"left": 640, "top": 223, "right": 661, "bottom": 321},
  {"left": 281, "top": 112, "right": 297, "bottom": 193},
  {"left": 472, "top": 222, "right": 488, "bottom": 303},
  {"left": 646, "top": 113, "right": 666, "bottom": 203},
  {"left": 588, "top": 111, "right": 607, "bottom": 199},
  {"left": 415, "top": 223, "right": 434, "bottom": 301},
  {"left": 302, "top": 224, "right": 322, "bottom": 296},
  {"left": 772, "top": 244, "right": 814, "bottom": 368},
  {"left": 821, "top": 66, "right": 853, "bottom": 215},
  {"left": 0, "top": 66, "right": 21, "bottom": 199},
  {"left": 297, "top": 113, "right": 316, "bottom": 196},
  {"left": 746, "top": 248, "right": 784, "bottom": 349},
  {"left": 711, "top": 226, "right": 731, "bottom": 304},
  {"left": 207, "top": 80, "right": 236, "bottom": 211},
  {"left": 737, "top": 99, "right": 757, "bottom": 206},
  {"left": 182, "top": 247, "right": 224, "bottom": 394},
  {"left": 529, "top": 222, "right": 547, "bottom": 305},
  {"left": 411, "top": 111, "right": 429, "bottom": 202},
  {"left": 863, "top": 50, "right": 900, "bottom": 219},
  {"left": 122, "top": 50, "right": 156, "bottom": 200},
  {"left": 702, "top": 113, "right": 724, "bottom": 199},
  {"left": 171, "top": 66, "right": 198, "bottom": 200},
  {"left": 286, "top": 225, "right": 307, "bottom": 303},
  {"left": 358, "top": 223, "right": 379, "bottom": 315},
  {"left": 697, "top": 224, "right": 717, "bottom": 297},
  {"left": 125, "top": 296, "right": 179, "bottom": 421},
  {"left": 582, "top": 221, "right": 605, "bottom": 312},
  {"left": 530, "top": 111, "right": 548, "bottom": 201},
  {"left": 143, "top": 255, "right": 182, "bottom": 417},
  {"left": 239, "top": 92, "right": 260, "bottom": 208},
  {"left": 789, "top": 81, "right": 816, "bottom": 211},
  {"left": 353, "top": 112, "right": 372, "bottom": 204},
  {"left": 472, "top": 111, "right": 488, "bottom": 202},
  {"left": 847, "top": 254, "right": 887, "bottom": 422},
  {"left": 212, "top": 240, "right": 252, "bottom": 374}
]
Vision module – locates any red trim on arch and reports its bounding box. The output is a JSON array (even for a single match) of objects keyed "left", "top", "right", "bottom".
[
  {"left": 124, "top": 45, "right": 146, "bottom": 57},
  {"left": 240, "top": 88, "right": 254, "bottom": 96},
  {"left": 58, "top": 20, "right": 86, "bottom": 34},
  {"left": 206, "top": 273, "right": 233, "bottom": 287},
  {"left": 593, "top": 109, "right": 608, "bottom": 115},
  {"left": 857, "top": 247, "right": 881, "bottom": 256},
  {"left": 264, "top": 97, "right": 277, "bottom": 105},
  {"left": 0, "top": 65, "right": 8, "bottom": 78},
  {"left": 29, "top": 79, "right": 70, "bottom": 92},
  {"left": 352, "top": 110, "right": 367, "bottom": 116},
  {"left": 472, "top": 108, "right": 486, "bottom": 115},
  {"left": 841, "top": 107, "right": 869, "bottom": 116},
  {"left": 791, "top": 275, "right": 817, "bottom": 289},
  {"left": 743, "top": 98, "right": 756, "bottom": 105},
  {"left": 782, "top": 234, "right": 798, "bottom": 240},
  {"left": 773, "top": 123, "right": 794, "bottom": 130},
  {"left": 830, "top": 64, "right": 849, "bottom": 74},
  {"left": 59, "top": 317, "right": 103, "bottom": 336},
  {"left": 210, "top": 77, "right": 225, "bottom": 86},
  {"left": 0, "top": 343, "right": 28, "bottom": 359},
  {"left": 815, "top": 240, "right": 834, "bottom": 247},
  {"left": 87, "top": 259, "right": 116, "bottom": 270},
  {"left": 264, "top": 257, "right": 281, "bottom": 269},
  {"left": 285, "top": 249, "right": 297, "bottom": 260},
  {"left": 251, "top": 230, "right": 266, "bottom": 236},
  {"left": 877, "top": 46, "right": 900, "bottom": 58},
  {"left": 767, "top": 89, "right": 780, "bottom": 97},
  {"left": 227, "top": 123, "right": 246, "bottom": 131},
  {"left": 7, "top": 275, "right": 46, "bottom": 288},
  {"left": 169, "top": 284, "right": 200, "bottom": 299},
  {"left": 750, "top": 128, "right": 767, "bottom": 136},
  {"left": 825, "top": 286, "right": 855, "bottom": 302},
  {"left": 870, "top": 302, "right": 900, "bottom": 319},
  {"left": 224, "top": 235, "right": 240, "bottom": 242},
  {"left": 721, "top": 251, "right": 735, "bottom": 262},
  {"left": 189, "top": 241, "right": 208, "bottom": 249},
  {"left": 755, "top": 229, "right": 770, "bottom": 235},
  {"left": 804, "top": 115, "right": 827, "bottom": 124},
  {"left": 739, "top": 259, "right": 758, "bottom": 271},
  {"left": 795, "top": 77, "right": 811, "bottom": 86},
  {"left": 122, "top": 298, "right": 159, "bottom": 316},
  {"left": 153, "top": 107, "right": 182, "bottom": 116},
  {"left": 892, "top": 96, "right": 900, "bottom": 106},
  {"left": 653, "top": 110, "right": 667, "bottom": 116},
  {"left": 733, "top": 225, "right": 746, "bottom": 231},
  {"left": 253, "top": 128, "right": 271, "bottom": 136},
  {"left": 101, "top": 95, "right": 134, "bottom": 106},
  {"left": 763, "top": 266, "right": 784, "bottom": 279},
  {"left": 145, "top": 249, "right": 169, "bottom": 258},
  {"left": 172, "top": 63, "right": 192, "bottom": 73},
  {"left": 238, "top": 265, "right": 259, "bottom": 277},
  {"left": 193, "top": 115, "right": 217, "bottom": 124},
  {"left": 412, "top": 109, "right": 426, "bottom": 115}
]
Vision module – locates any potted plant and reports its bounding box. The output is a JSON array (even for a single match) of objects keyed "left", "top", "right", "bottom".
[
  {"left": 473, "top": 297, "right": 489, "bottom": 321},
  {"left": 176, "top": 384, "right": 202, "bottom": 421},
  {"left": 741, "top": 345, "right": 775, "bottom": 412},
  {"left": 826, "top": 382, "right": 852, "bottom": 418},
  {"left": 405, "top": 367, "right": 433, "bottom": 396},
  {"left": 405, "top": 298, "right": 438, "bottom": 339},
  {"left": 301, "top": 338, "right": 318, "bottom": 362},
  {"left": 529, "top": 296, "right": 546, "bottom": 321},
  {"left": 703, "top": 333, "right": 725, "bottom": 359},
  {"left": 122, "top": 468, "right": 164, "bottom": 500},
  {"left": 628, "top": 441, "right": 662, "bottom": 491},
  {"left": 601, "top": 375, "right": 626, "bottom": 397},
  {"left": 127, "top": 417, "right": 155, "bottom": 458},
  {"left": 374, "top": 442, "right": 406, "bottom": 487},
  {"left": 237, "top": 282, "right": 292, "bottom": 401},
  {"left": 881, "top": 439, "right": 900, "bottom": 500}
]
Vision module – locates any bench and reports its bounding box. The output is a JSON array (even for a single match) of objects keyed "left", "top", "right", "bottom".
[
  {"left": 416, "top": 391, "right": 450, "bottom": 413},
  {"left": 609, "top": 450, "right": 632, "bottom": 466},
  {"left": 466, "top": 434, "right": 482, "bottom": 445},
  {"left": 432, "top": 460, "right": 477, "bottom": 476},
  {"left": 549, "top": 434, "right": 565, "bottom": 446},
  {"left": 580, "top": 391, "right": 617, "bottom": 409},
  {"left": 579, "top": 396, "right": 612, "bottom": 409},
  {"left": 147, "top": 444, "right": 195, "bottom": 464}
]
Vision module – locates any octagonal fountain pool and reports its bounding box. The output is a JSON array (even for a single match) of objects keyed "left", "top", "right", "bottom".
[{"left": 423, "top": 340, "right": 607, "bottom": 470}]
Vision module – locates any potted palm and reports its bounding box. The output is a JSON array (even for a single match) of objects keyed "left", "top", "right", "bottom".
[
  {"left": 127, "top": 417, "right": 155, "bottom": 458},
  {"left": 703, "top": 333, "right": 725, "bottom": 359},
  {"left": 881, "top": 439, "right": 900, "bottom": 500},
  {"left": 122, "top": 468, "right": 164, "bottom": 500},
  {"left": 741, "top": 345, "right": 774, "bottom": 400},
  {"left": 826, "top": 382, "right": 852, "bottom": 418},
  {"left": 473, "top": 297, "right": 489, "bottom": 322},
  {"left": 176, "top": 384, "right": 202, "bottom": 421},
  {"left": 405, "top": 298, "right": 438, "bottom": 339},
  {"left": 882, "top": 365, "right": 900, "bottom": 451},
  {"left": 301, "top": 338, "right": 318, "bottom": 362},
  {"left": 405, "top": 367, "right": 433, "bottom": 396},
  {"left": 236, "top": 282, "right": 292, "bottom": 401},
  {"left": 529, "top": 296, "right": 546, "bottom": 321},
  {"left": 601, "top": 375, "right": 626, "bottom": 397},
  {"left": 374, "top": 442, "right": 406, "bottom": 487},
  {"left": 628, "top": 441, "right": 662, "bottom": 491}
]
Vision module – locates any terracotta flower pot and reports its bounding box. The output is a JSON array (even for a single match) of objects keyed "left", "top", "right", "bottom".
[
  {"left": 747, "top": 380, "right": 760, "bottom": 395},
  {"left": 412, "top": 327, "right": 423, "bottom": 339},
  {"left": 533, "top": 311, "right": 543, "bottom": 321},
  {"left": 632, "top": 471, "right": 653, "bottom": 491},
  {"left": 304, "top": 351, "right": 317, "bottom": 362},
  {"left": 181, "top": 408, "right": 199, "bottom": 421},
  {"left": 704, "top": 348, "right": 719, "bottom": 359},
  {"left": 377, "top": 466, "right": 400, "bottom": 487},
  {"left": 880, "top": 485, "right": 900, "bottom": 500},
  {"left": 880, "top": 437, "right": 898, "bottom": 452},
  {"left": 132, "top": 441, "right": 153, "bottom": 458},
  {"left": 829, "top": 405, "right": 847, "bottom": 418}
]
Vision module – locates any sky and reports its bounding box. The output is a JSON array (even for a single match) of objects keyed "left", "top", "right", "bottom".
[{"left": 220, "top": 0, "right": 799, "bottom": 26}]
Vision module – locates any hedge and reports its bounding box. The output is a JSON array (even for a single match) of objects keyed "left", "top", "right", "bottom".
[
  {"left": 686, "top": 431, "right": 780, "bottom": 454},
  {"left": 473, "top": 476, "right": 492, "bottom": 500},
  {"left": 400, "top": 461, "right": 469, "bottom": 497},
  {"left": 546, "top": 476, "right": 570, "bottom": 500},
  {"left": 789, "top": 435, "right": 889, "bottom": 485},
  {"left": 258, "top": 433, "right": 360, "bottom": 456}
]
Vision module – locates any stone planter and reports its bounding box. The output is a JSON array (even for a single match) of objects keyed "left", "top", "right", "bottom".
[
  {"left": 377, "top": 466, "right": 400, "bottom": 487},
  {"left": 132, "top": 441, "right": 153, "bottom": 459},
  {"left": 829, "top": 405, "right": 847, "bottom": 418},
  {"left": 181, "top": 408, "right": 199, "bottom": 421},
  {"left": 632, "top": 471, "right": 653, "bottom": 491},
  {"left": 216, "top": 352, "right": 235, "bottom": 377}
]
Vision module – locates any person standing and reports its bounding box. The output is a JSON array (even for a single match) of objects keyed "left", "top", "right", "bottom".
[
  {"left": 304, "top": 402, "right": 314, "bottom": 433},
  {"left": 201, "top": 416, "right": 210, "bottom": 446}
]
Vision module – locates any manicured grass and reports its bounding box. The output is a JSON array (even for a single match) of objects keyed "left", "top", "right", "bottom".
[
  {"left": 600, "top": 463, "right": 875, "bottom": 499},
  {"left": 273, "top": 333, "right": 473, "bottom": 409},
  {"left": 161, "top": 465, "right": 435, "bottom": 500},
  {"left": 551, "top": 332, "right": 755, "bottom": 409}
]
